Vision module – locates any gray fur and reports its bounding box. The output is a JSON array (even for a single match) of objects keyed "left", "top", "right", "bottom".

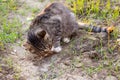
[{"left": 27, "top": 2, "right": 79, "bottom": 52}]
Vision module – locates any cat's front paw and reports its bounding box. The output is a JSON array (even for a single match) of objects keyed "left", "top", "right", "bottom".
[
  {"left": 63, "top": 38, "right": 70, "bottom": 43},
  {"left": 51, "top": 46, "right": 62, "bottom": 52}
]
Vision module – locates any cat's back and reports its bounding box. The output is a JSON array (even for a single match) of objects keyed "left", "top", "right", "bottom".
[
  {"left": 43, "top": 2, "right": 71, "bottom": 15},
  {"left": 30, "top": 2, "right": 77, "bottom": 33}
]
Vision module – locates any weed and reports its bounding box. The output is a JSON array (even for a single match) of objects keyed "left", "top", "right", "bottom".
[
  {"left": 90, "top": 0, "right": 100, "bottom": 14},
  {"left": 39, "top": 0, "right": 44, "bottom": 2},
  {"left": 31, "top": 8, "right": 40, "bottom": 13},
  {"left": 69, "top": 0, "right": 84, "bottom": 15},
  {"left": 112, "top": 6, "right": 120, "bottom": 20},
  {"left": 13, "top": 73, "right": 21, "bottom": 80},
  {"left": 114, "top": 63, "right": 120, "bottom": 72},
  {"left": 106, "top": 0, "right": 111, "bottom": 11},
  {"left": 4, "top": 58, "right": 13, "bottom": 68},
  {"left": 85, "top": 64, "right": 103, "bottom": 75}
]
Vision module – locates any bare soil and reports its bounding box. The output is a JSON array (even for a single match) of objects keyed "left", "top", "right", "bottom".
[{"left": 1, "top": 0, "right": 120, "bottom": 80}]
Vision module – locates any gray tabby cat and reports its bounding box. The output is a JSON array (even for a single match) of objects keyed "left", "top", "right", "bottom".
[
  {"left": 27, "top": 2, "right": 113, "bottom": 53},
  {"left": 27, "top": 2, "right": 79, "bottom": 52}
]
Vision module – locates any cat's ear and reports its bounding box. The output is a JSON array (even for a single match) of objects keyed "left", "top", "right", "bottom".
[
  {"left": 36, "top": 29, "right": 46, "bottom": 38},
  {"left": 38, "top": 30, "right": 46, "bottom": 38}
]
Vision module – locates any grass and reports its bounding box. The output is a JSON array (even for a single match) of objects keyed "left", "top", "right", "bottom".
[
  {"left": 17, "top": 2, "right": 40, "bottom": 16},
  {"left": 0, "top": 0, "right": 22, "bottom": 49},
  {"left": 13, "top": 73, "right": 21, "bottom": 80},
  {"left": 4, "top": 57, "right": 14, "bottom": 68},
  {"left": 85, "top": 64, "right": 103, "bottom": 75},
  {"left": 66, "top": 0, "right": 120, "bottom": 21}
]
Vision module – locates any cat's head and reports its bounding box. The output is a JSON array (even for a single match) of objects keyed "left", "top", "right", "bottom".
[{"left": 26, "top": 29, "right": 51, "bottom": 53}]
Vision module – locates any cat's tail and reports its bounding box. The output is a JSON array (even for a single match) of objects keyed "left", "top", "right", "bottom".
[
  {"left": 78, "top": 22, "right": 114, "bottom": 34},
  {"left": 27, "top": 28, "right": 46, "bottom": 51}
]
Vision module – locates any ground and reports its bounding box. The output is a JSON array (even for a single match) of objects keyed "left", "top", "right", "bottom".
[{"left": 0, "top": 0, "right": 120, "bottom": 80}]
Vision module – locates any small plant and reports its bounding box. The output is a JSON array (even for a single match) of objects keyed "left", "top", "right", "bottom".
[
  {"left": 85, "top": 64, "right": 103, "bottom": 75},
  {"left": 106, "top": 0, "right": 111, "bottom": 11},
  {"left": 0, "top": 18, "right": 22, "bottom": 43},
  {"left": 112, "top": 6, "right": 120, "bottom": 20},
  {"left": 90, "top": 0, "right": 100, "bottom": 14},
  {"left": 31, "top": 8, "right": 39, "bottom": 13},
  {"left": 39, "top": 0, "right": 44, "bottom": 2},
  {"left": 77, "top": 0, "right": 84, "bottom": 14},
  {"left": 4, "top": 58, "right": 13, "bottom": 68},
  {"left": 13, "top": 73, "right": 21, "bottom": 80},
  {"left": 112, "top": 27, "right": 119, "bottom": 39}
]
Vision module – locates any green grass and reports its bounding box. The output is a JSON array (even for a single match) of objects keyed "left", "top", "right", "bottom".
[
  {"left": 66, "top": 0, "right": 120, "bottom": 21},
  {"left": 39, "top": 0, "right": 44, "bottom": 2},
  {"left": 18, "top": 3, "right": 40, "bottom": 15},
  {"left": 85, "top": 65, "right": 103, "bottom": 75},
  {"left": 0, "top": 0, "right": 22, "bottom": 49}
]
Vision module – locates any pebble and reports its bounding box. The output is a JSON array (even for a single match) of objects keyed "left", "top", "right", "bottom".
[
  {"left": 103, "top": 61, "right": 109, "bottom": 66},
  {"left": 64, "top": 60, "right": 71, "bottom": 66},
  {"left": 27, "top": 17, "right": 34, "bottom": 21},
  {"left": 117, "top": 39, "right": 120, "bottom": 45},
  {"left": 87, "top": 36, "right": 97, "bottom": 41},
  {"left": 13, "top": 49, "right": 17, "bottom": 53},
  {"left": 11, "top": 49, "right": 17, "bottom": 55},
  {"left": 74, "top": 62, "right": 83, "bottom": 68}
]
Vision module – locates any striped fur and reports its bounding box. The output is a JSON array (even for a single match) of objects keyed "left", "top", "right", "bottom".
[
  {"left": 78, "top": 22, "right": 114, "bottom": 33},
  {"left": 27, "top": 29, "right": 46, "bottom": 51}
]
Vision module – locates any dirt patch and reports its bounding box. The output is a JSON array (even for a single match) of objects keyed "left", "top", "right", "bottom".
[
  {"left": 1, "top": 0, "right": 120, "bottom": 80},
  {"left": 0, "top": 51, "right": 25, "bottom": 80}
]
